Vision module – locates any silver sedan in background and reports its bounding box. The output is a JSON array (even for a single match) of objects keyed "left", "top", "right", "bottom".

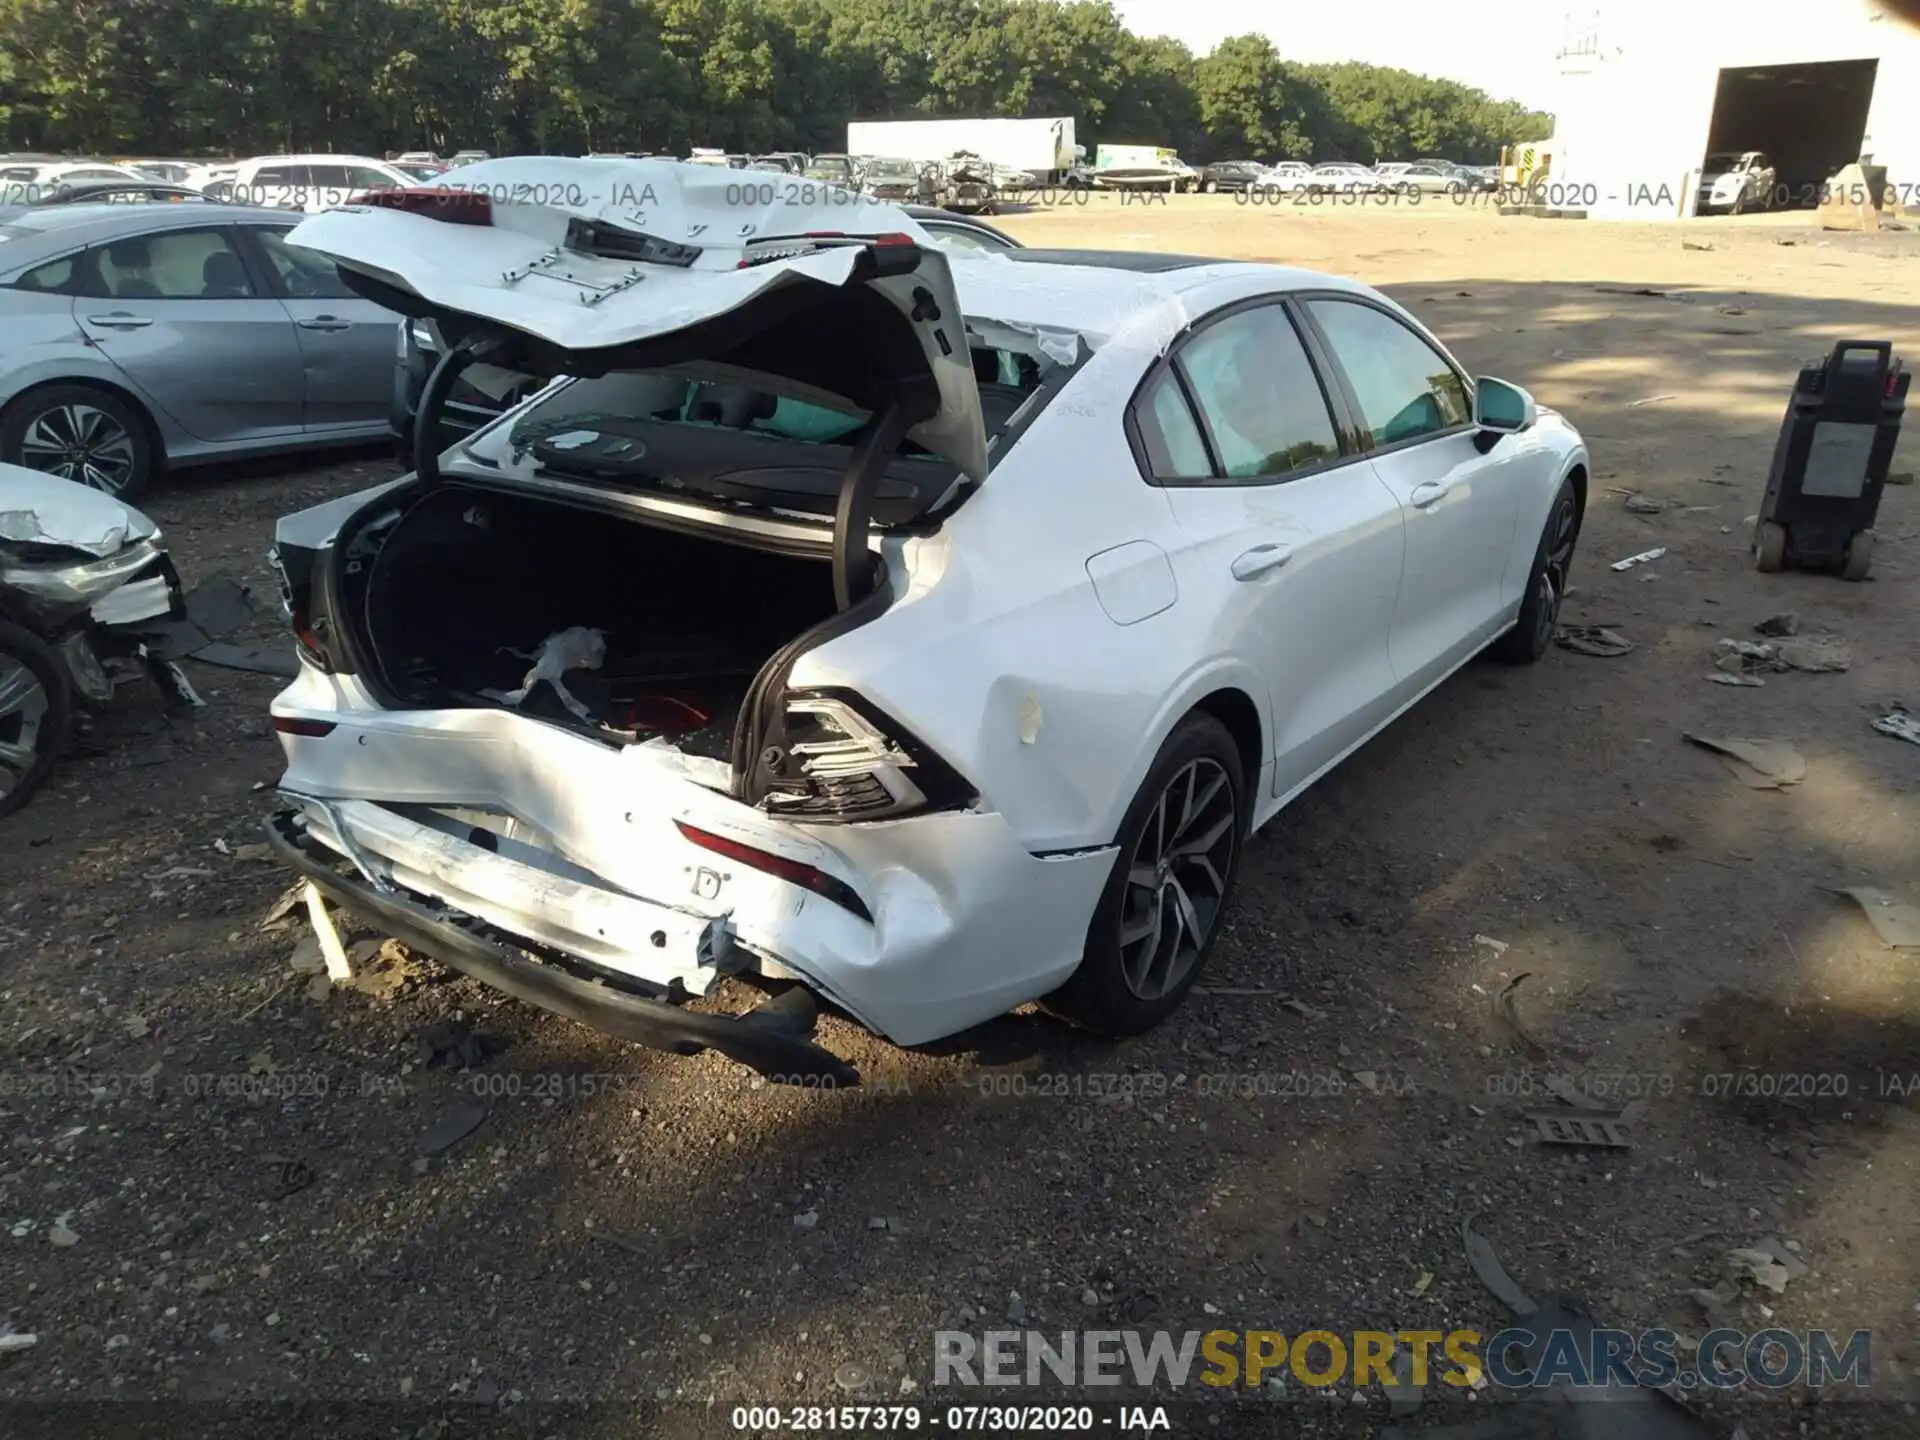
[{"left": 0, "top": 203, "right": 398, "bottom": 499}]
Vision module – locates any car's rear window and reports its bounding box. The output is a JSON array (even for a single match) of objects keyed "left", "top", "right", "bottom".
[{"left": 478, "top": 341, "right": 1068, "bottom": 526}]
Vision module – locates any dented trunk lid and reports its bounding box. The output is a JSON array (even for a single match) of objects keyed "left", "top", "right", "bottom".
[{"left": 284, "top": 158, "right": 988, "bottom": 484}]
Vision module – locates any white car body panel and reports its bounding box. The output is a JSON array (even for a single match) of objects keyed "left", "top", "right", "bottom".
[
  {"left": 0, "top": 462, "right": 159, "bottom": 555},
  {"left": 263, "top": 191, "right": 1589, "bottom": 1058}
]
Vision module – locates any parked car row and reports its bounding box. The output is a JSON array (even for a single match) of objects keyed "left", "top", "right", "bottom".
[{"left": 1198, "top": 158, "right": 1501, "bottom": 197}]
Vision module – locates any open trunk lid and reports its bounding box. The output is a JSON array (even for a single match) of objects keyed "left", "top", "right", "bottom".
[{"left": 285, "top": 157, "right": 987, "bottom": 484}]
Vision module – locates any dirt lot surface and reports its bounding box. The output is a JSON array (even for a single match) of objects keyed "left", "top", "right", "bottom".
[{"left": 3, "top": 196, "right": 1919, "bottom": 1439}]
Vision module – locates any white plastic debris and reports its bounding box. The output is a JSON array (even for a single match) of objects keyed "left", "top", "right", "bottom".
[
  {"left": 0, "top": 1332, "right": 37, "bottom": 1354},
  {"left": 1874, "top": 708, "right": 1920, "bottom": 747},
  {"left": 484, "top": 627, "right": 607, "bottom": 724},
  {"left": 304, "top": 883, "right": 353, "bottom": 981},
  {"left": 1610, "top": 547, "right": 1667, "bottom": 571}
]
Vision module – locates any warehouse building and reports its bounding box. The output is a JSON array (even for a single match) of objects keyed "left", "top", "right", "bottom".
[{"left": 1543, "top": 0, "right": 1920, "bottom": 219}]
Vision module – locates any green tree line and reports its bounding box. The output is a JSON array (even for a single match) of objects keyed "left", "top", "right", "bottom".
[{"left": 0, "top": 0, "right": 1552, "bottom": 163}]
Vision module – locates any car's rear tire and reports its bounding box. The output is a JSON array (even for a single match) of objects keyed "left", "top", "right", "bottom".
[
  {"left": 1044, "top": 713, "right": 1246, "bottom": 1037},
  {"left": 1490, "top": 477, "right": 1581, "bottom": 665},
  {"left": 1, "top": 384, "right": 156, "bottom": 501},
  {"left": 0, "top": 620, "right": 71, "bottom": 822},
  {"left": 1841, "top": 529, "right": 1874, "bottom": 581}
]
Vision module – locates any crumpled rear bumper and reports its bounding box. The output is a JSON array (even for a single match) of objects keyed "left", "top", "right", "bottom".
[{"left": 264, "top": 810, "right": 860, "bottom": 1084}]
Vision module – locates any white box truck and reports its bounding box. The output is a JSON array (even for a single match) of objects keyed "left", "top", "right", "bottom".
[{"left": 845, "top": 117, "right": 1080, "bottom": 182}]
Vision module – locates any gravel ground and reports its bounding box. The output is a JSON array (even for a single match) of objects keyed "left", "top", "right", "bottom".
[{"left": 2, "top": 200, "right": 1918, "bottom": 1439}]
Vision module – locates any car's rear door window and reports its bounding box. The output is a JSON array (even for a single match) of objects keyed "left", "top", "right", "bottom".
[
  {"left": 1175, "top": 305, "right": 1341, "bottom": 480},
  {"left": 87, "top": 227, "right": 255, "bottom": 299}
]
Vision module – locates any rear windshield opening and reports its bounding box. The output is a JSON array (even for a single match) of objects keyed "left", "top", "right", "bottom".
[{"left": 475, "top": 340, "right": 1066, "bottom": 528}]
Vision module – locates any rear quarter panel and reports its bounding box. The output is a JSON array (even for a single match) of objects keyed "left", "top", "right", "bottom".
[{"left": 792, "top": 335, "right": 1276, "bottom": 854}]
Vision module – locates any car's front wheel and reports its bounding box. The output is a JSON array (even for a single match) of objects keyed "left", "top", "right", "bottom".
[
  {"left": 0, "top": 620, "right": 71, "bottom": 822},
  {"left": 1490, "top": 476, "right": 1581, "bottom": 664},
  {"left": 1, "top": 385, "right": 155, "bottom": 501},
  {"left": 1046, "top": 713, "right": 1246, "bottom": 1036}
]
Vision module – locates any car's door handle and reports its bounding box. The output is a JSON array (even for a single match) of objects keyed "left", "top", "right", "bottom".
[
  {"left": 85, "top": 313, "right": 153, "bottom": 328},
  {"left": 296, "top": 316, "right": 352, "bottom": 331},
  {"left": 1409, "top": 479, "right": 1453, "bottom": 508},
  {"left": 1231, "top": 543, "right": 1294, "bottom": 580}
]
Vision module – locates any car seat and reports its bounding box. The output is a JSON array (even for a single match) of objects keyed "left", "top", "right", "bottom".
[
  {"left": 104, "top": 238, "right": 161, "bottom": 297},
  {"left": 685, "top": 384, "right": 777, "bottom": 427},
  {"left": 200, "top": 249, "right": 250, "bottom": 298}
]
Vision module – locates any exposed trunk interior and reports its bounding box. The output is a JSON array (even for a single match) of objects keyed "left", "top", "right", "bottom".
[{"left": 354, "top": 483, "right": 839, "bottom": 758}]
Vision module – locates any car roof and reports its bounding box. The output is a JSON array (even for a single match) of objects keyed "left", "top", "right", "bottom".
[
  {"left": 239, "top": 154, "right": 399, "bottom": 166},
  {"left": 949, "top": 249, "right": 1375, "bottom": 347},
  {"left": 1005, "top": 249, "right": 1222, "bottom": 272}
]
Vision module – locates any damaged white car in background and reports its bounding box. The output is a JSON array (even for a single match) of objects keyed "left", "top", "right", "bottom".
[
  {"left": 264, "top": 158, "right": 1589, "bottom": 1082},
  {"left": 0, "top": 464, "right": 193, "bottom": 818}
]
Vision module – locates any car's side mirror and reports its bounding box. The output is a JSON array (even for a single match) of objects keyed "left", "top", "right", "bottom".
[{"left": 1474, "top": 376, "right": 1537, "bottom": 434}]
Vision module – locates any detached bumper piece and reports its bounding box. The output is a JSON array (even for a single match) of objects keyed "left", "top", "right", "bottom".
[{"left": 264, "top": 811, "right": 860, "bottom": 1085}]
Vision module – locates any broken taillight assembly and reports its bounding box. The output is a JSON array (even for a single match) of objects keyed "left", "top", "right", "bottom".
[
  {"left": 346, "top": 188, "right": 493, "bottom": 225},
  {"left": 273, "top": 716, "right": 337, "bottom": 737},
  {"left": 675, "top": 821, "right": 873, "bottom": 923},
  {"left": 755, "top": 689, "right": 975, "bottom": 824}
]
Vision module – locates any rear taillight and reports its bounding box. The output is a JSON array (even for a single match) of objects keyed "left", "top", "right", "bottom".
[
  {"left": 347, "top": 188, "right": 492, "bottom": 225},
  {"left": 274, "top": 716, "right": 336, "bottom": 737},
  {"left": 291, "top": 614, "right": 332, "bottom": 671},
  {"left": 752, "top": 689, "right": 975, "bottom": 824},
  {"left": 675, "top": 822, "right": 873, "bottom": 923}
]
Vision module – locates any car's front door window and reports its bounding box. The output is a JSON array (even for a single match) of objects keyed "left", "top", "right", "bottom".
[
  {"left": 1304, "top": 298, "right": 1471, "bottom": 448},
  {"left": 254, "top": 226, "right": 355, "bottom": 298}
]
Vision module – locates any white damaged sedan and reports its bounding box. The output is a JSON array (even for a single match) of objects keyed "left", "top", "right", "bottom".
[{"left": 264, "top": 160, "right": 1589, "bottom": 1082}]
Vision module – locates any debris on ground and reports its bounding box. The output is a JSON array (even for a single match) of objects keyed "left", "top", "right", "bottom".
[
  {"left": 1710, "top": 636, "right": 1848, "bottom": 678},
  {"left": 48, "top": 1216, "right": 78, "bottom": 1248},
  {"left": 1624, "top": 494, "right": 1668, "bottom": 514},
  {"left": 793, "top": 1209, "right": 821, "bottom": 1230},
  {"left": 1754, "top": 612, "right": 1799, "bottom": 637},
  {"left": 1777, "top": 637, "right": 1851, "bottom": 672},
  {"left": 1555, "top": 625, "right": 1634, "bottom": 657},
  {"left": 1281, "top": 998, "right": 1326, "bottom": 1021},
  {"left": 347, "top": 938, "right": 429, "bottom": 1000},
  {"left": 1724, "top": 1243, "right": 1800, "bottom": 1294},
  {"left": 1873, "top": 707, "right": 1920, "bottom": 746},
  {"left": 1627, "top": 394, "right": 1678, "bottom": 408},
  {"left": 260, "top": 884, "right": 305, "bottom": 930},
  {"left": 414, "top": 1019, "right": 490, "bottom": 1069},
  {"left": 1708, "top": 672, "right": 1765, "bottom": 687},
  {"left": 1528, "top": 1111, "right": 1633, "bottom": 1148},
  {"left": 1827, "top": 886, "right": 1920, "bottom": 949},
  {"left": 288, "top": 934, "right": 327, "bottom": 976},
  {"left": 302, "top": 884, "right": 353, "bottom": 980},
  {"left": 1887, "top": 469, "right": 1914, "bottom": 486},
  {"left": 1611, "top": 546, "right": 1667, "bottom": 571},
  {"left": 0, "top": 1332, "right": 38, "bottom": 1354},
  {"left": 418, "top": 1101, "right": 488, "bottom": 1156},
  {"left": 1473, "top": 934, "right": 1510, "bottom": 955},
  {"left": 1682, "top": 733, "right": 1806, "bottom": 789},
  {"left": 1492, "top": 974, "right": 1551, "bottom": 1059},
  {"left": 258, "top": 1153, "right": 315, "bottom": 1199}
]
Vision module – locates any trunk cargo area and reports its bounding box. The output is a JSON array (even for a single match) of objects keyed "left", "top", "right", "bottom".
[{"left": 353, "top": 483, "right": 838, "bottom": 758}]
